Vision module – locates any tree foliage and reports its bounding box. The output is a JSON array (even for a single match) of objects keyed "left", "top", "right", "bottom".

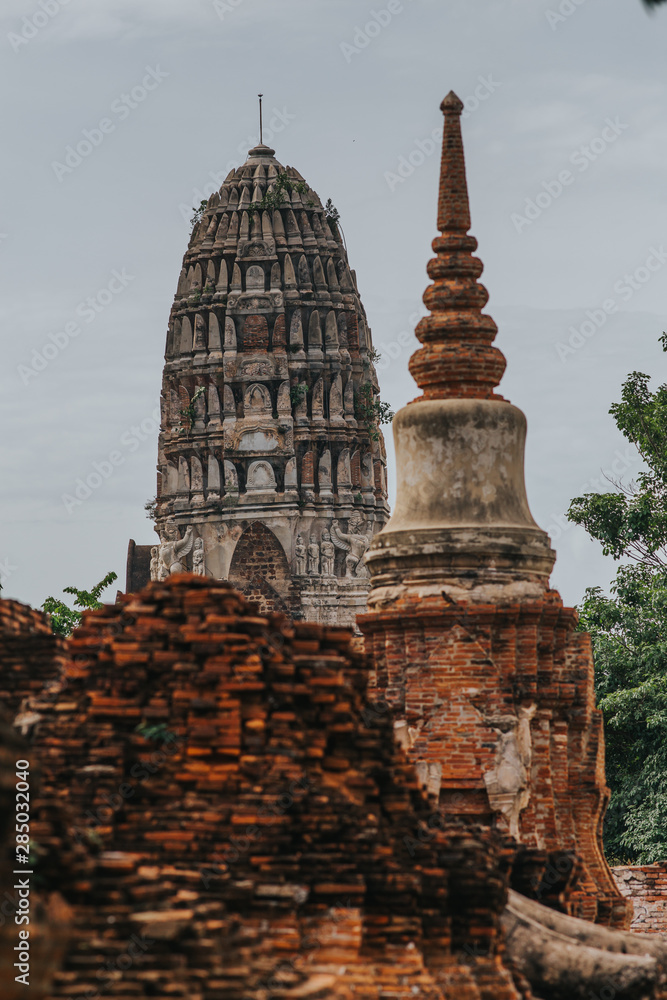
[
  {"left": 567, "top": 334, "right": 667, "bottom": 862},
  {"left": 42, "top": 571, "right": 118, "bottom": 637},
  {"left": 578, "top": 566, "right": 667, "bottom": 862},
  {"left": 568, "top": 335, "right": 667, "bottom": 569}
]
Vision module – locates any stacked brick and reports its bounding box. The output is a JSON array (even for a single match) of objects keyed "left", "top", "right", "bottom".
[
  {"left": 361, "top": 593, "right": 625, "bottom": 926},
  {"left": 16, "top": 575, "right": 530, "bottom": 1000},
  {"left": 0, "top": 714, "right": 93, "bottom": 1000},
  {"left": 612, "top": 865, "right": 667, "bottom": 933},
  {"left": 0, "top": 598, "right": 65, "bottom": 718},
  {"left": 362, "top": 93, "right": 631, "bottom": 929},
  {"left": 133, "top": 141, "right": 390, "bottom": 628}
]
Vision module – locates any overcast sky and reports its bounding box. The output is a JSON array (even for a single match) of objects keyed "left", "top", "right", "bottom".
[{"left": 1, "top": 0, "right": 666, "bottom": 611}]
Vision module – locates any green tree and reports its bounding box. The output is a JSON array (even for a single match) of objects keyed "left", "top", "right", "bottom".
[
  {"left": 577, "top": 566, "right": 667, "bottom": 862},
  {"left": 568, "top": 334, "right": 667, "bottom": 862},
  {"left": 42, "top": 571, "right": 118, "bottom": 637}
]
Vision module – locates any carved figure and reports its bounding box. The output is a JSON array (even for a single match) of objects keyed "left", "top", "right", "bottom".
[
  {"left": 224, "top": 460, "right": 239, "bottom": 493},
  {"left": 320, "top": 530, "right": 335, "bottom": 576},
  {"left": 295, "top": 534, "right": 307, "bottom": 576},
  {"left": 149, "top": 546, "right": 159, "bottom": 582},
  {"left": 330, "top": 513, "right": 371, "bottom": 577},
  {"left": 192, "top": 537, "right": 205, "bottom": 576},
  {"left": 318, "top": 449, "right": 332, "bottom": 488},
  {"left": 307, "top": 537, "right": 320, "bottom": 576},
  {"left": 157, "top": 522, "right": 194, "bottom": 578},
  {"left": 329, "top": 375, "right": 343, "bottom": 418},
  {"left": 311, "top": 378, "right": 324, "bottom": 418},
  {"left": 483, "top": 705, "right": 537, "bottom": 839}
]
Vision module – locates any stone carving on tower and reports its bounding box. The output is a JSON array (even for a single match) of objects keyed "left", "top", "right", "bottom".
[{"left": 133, "top": 142, "right": 390, "bottom": 626}]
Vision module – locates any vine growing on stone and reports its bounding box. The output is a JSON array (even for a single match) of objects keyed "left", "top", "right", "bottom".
[
  {"left": 190, "top": 198, "right": 208, "bottom": 233},
  {"left": 355, "top": 382, "right": 394, "bottom": 441},
  {"left": 290, "top": 383, "right": 308, "bottom": 408},
  {"left": 248, "top": 172, "right": 311, "bottom": 215},
  {"left": 324, "top": 197, "right": 347, "bottom": 250},
  {"left": 177, "top": 386, "right": 206, "bottom": 435}
]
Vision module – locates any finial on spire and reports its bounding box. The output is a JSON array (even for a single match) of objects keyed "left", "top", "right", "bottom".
[
  {"left": 258, "top": 93, "right": 263, "bottom": 145},
  {"left": 408, "top": 91, "right": 506, "bottom": 401},
  {"left": 437, "top": 91, "right": 470, "bottom": 235}
]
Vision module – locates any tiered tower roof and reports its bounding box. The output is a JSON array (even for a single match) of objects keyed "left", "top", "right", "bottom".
[{"left": 143, "top": 144, "right": 389, "bottom": 626}]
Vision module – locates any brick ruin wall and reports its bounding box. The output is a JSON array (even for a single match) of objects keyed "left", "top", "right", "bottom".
[
  {"left": 612, "top": 864, "right": 667, "bottom": 934},
  {"left": 360, "top": 594, "right": 628, "bottom": 927}
]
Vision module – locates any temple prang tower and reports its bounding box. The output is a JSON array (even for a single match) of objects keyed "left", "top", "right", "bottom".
[
  {"left": 360, "top": 93, "right": 630, "bottom": 928},
  {"left": 128, "top": 142, "right": 389, "bottom": 626}
]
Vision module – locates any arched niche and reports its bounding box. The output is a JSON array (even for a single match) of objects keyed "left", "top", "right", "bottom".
[{"left": 228, "top": 521, "right": 293, "bottom": 615}]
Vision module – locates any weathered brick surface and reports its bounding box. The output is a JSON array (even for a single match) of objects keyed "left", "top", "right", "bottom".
[
  {"left": 0, "top": 597, "right": 65, "bottom": 718},
  {"left": 0, "top": 696, "right": 92, "bottom": 999},
  {"left": 228, "top": 519, "right": 299, "bottom": 615},
  {"left": 239, "top": 312, "right": 269, "bottom": 350},
  {"left": 612, "top": 865, "right": 667, "bottom": 933},
  {"left": 360, "top": 592, "right": 626, "bottom": 927},
  {"left": 7, "top": 576, "right": 530, "bottom": 1000}
]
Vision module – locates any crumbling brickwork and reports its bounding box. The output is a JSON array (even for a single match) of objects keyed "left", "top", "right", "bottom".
[
  {"left": 612, "top": 865, "right": 667, "bottom": 933},
  {"left": 362, "top": 593, "right": 623, "bottom": 926},
  {"left": 15, "top": 575, "right": 527, "bottom": 1000},
  {"left": 0, "top": 597, "right": 65, "bottom": 718},
  {"left": 0, "top": 706, "right": 91, "bottom": 1000}
]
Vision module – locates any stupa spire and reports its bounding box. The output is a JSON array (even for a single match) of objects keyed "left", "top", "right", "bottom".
[
  {"left": 409, "top": 91, "right": 506, "bottom": 400},
  {"left": 359, "top": 94, "right": 626, "bottom": 925},
  {"left": 365, "top": 92, "right": 554, "bottom": 596}
]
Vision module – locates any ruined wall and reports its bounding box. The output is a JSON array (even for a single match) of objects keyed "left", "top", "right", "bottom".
[
  {"left": 0, "top": 602, "right": 91, "bottom": 1000},
  {"left": 612, "top": 865, "right": 667, "bottom": 933},
  {"left": 361, "top": 593, "right": 626, "bottom": 928},
  {"left": 0, "top": 598, "right": 65, "bottom": 719},
  {"left": 16, "top": 575, "right": 529, "bottom": 1000}
]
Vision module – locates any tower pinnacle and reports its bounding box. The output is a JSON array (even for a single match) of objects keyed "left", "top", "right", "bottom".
[
  {"left": 409, "top": 91, "right": 506, "bottom": 401},
  {"left": 365, "top": 92, "right": 554, "bottom": 596}
]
